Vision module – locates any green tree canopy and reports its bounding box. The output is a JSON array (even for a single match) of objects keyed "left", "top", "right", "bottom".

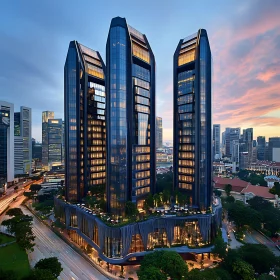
[
  {"left": 6, "top": 207, "right": 23, "bottom": 216},
  {"left": 125, "top": 201, "right": 138, "bottom": 217},
  {"left": 137, "top": 251, "right": 188, "bottom": 280},
  {"left": 144, "top": 193, "right": 154, "bottom": 210},
  {"left": 137, "top": 266, "right": 166, "bottom": 280},
  {"left": 30, "top": 184, "right": 42, "bottom": 192},
  {"left": 238, "top": 244, "right": 276, "bottom": 274},
  {"left": 1, "top": 214, "right": 35, "bottom": 251},
  {"left": 224, "top": 184, "right": 232, "bottom": 196},
  {"left": 232, "top": 259, "right": 255, "bottom": 280},
  {"left": 211, "top": 235, "right": 227, "bottom": 260},
  {"left": 27, "top": 268, "right": 56, "bottom": 280},
  {"left": 35, "top": 257, "right": 63, "bottom": 278}
]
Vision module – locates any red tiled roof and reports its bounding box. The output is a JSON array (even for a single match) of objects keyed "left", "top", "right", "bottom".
[
  {"left": 241, "top": 185, "right": 275, "bottom": 199},
  {"left": 213, "top": 177, "right": 249, "bottom": 192}
]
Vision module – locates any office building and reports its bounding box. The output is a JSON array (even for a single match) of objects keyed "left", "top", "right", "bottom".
[
  {"left": 64, "top": 41, "right": 106, "bottom": 202},
  {"left": 14, "top": 106, "right": 32, "bottom": 175},
  {"left": 106, "top": 17, "right": 156, "bottom": 215},
  {"left": 48, "top": 119, "right": 63, "bottom": 165},
  {"left": 232, "top": 139, "right": 239, "bottom": 163},
  {"left": 173, "top": 29, "right": 212, "bottom": 210},
  {"left": 156, "top": 117, "right": 163, "bottom": 149},
  {"left": 242, "top": 128, "right": 253, "bottom": 164},
  {"left": 42, "top": 111, "right": 54, "bottom": 167},
  {"left": 257, "top": 136, "right": 266, "bottom": 161},
  {"left": 213, "top": 124, "right": 220, "bottom": 159},
  {"left": 268, "top": 137, "right": 280, "bottom": 162},
  {"left": 55, "top": 19, "right": 221, "bottom": 268},
  {"left": 0, "top": 101, "right": 14, "bottom": 186},
  {"left": 32, "top": 138, "right": 42, "bottom": 160},
  {"left": 225, "top": 127, "right": 240, "bottom": 158}
]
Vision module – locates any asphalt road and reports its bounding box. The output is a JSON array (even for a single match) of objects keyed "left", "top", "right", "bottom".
[
  {"left": 245, "top": 230, "right": 280, "bottom": 256},
  {"left": 21, "top": 207, "right": 109, "bottom": 280}
]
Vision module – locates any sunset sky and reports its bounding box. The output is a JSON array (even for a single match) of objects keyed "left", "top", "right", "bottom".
[{"left": 1, "top": 0, "right": 280, "bottom": 142}]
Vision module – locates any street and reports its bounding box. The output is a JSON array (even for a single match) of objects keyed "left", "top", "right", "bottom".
[
  {"left": 245, "top": 230, "right": 280, "bottom": 257},
  {"left": 21, "top": 207, "right": 109, "bottom": 280}
]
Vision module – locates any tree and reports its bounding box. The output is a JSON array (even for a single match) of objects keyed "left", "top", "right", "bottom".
[
  {"left": 224, "top": 184, "right": 232, "bottom": 196},
  {"left": 214, "top": 189, "right": 222, "bottom": 197},
  {"left": 27, "top": 269, "right": 56, "bottom": 280},
  {"left": 35, "top": 257, "right": 63, "bottom": 278},
  {"left": 138, "top": 251, "right": 188, "bottom": 280},
  {"left": 233, "top": 259, "right": 255, "bottom": 280},
  {"left": 144, "top": 193, "right": 154, "bottom": 210},
  {"left": 6, "top": 207, "right": 23, "bottom": 216},
  {"left": 0, "top": 269, "right": 18, "bottom": 280},
  {"left": 162, "top": 189, "right": 171, "bottom": 204},
  {"left": 211, "top": 235, "right": 227, "bottom": 260},
  {"left": 227, "top": 201, "right": 261, "bottom": 231},
  {"left": 153, "top": 193, "right": 161, "bottom": 207},
  {"left": 269, "top": 182, "right": 280, "bottom": 196},
  {"left": 238, "top": 244, "right": 276, "bottom": 274},
  {"left": 125, "top": 201, "right": 138, "bottom": 217},
  {"left": 2, "top": 214, "right": 35, "bottom": 251},
  {"left": 30, "top": 184, "right": 42, "bottom": 192},
  {"left": 137, "top": 266, "right": 166, "bottom": 280},
  {"left": 14, "top": 186, "right": 19, "bottom": 192},
  {"left": 225, "top": 195, "right": 235, "bottom": 204}
]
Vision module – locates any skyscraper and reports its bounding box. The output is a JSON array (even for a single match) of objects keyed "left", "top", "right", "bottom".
[
  {"left": 225, "top": 127, "right": 240, "bottom": 158},
  {"left": 173, "top": 30, "right": 212, "bottom": 210},
  {"left": 48, "top": 119, "right": 63, "bottom": 166},
  {"left": 42, "top": 111, "right": 54, "bottom": 167},
  {"left": 0, "top": 101, "right": 14, "bottom": 187},
  {"left": 268, "top": 137, "right": 280, "bottom": 162},
  {"left": 106, "top": 17, "right": 156, "bottom": 216},
  {"left": 64, "top": 41, "right": 106, "bottom": 202},
  {"left": 14, "top": 106, "right": 32, "bottom": 175},
  {"left": 242, "top": 128, "right": 253, "bottom": 164},
  {"left": 156, "top": 116, "right": 163, "bottom": 149},
  {"left": 213, "top": 124, "right": 220, "bottom": 159},
  {"left": 257, "top": 136, "right": 266, "bottom": 160}
]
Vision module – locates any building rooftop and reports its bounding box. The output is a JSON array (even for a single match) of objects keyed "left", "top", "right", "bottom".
[
  {"left": 241, "top": 185, "right": 275, "bottom": 199},
  {"left": 213, "top": 176, "right": 249, "bottom": 192}
]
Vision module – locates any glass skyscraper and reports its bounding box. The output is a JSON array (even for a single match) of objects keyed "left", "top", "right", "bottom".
[
  {"left": 173, "top": 30, "right": 212, "bottom": 210},
  {"left": 156, "top": 116, "right": 163, "bottom": 149},
  {"left": 42, "top": 111, "right": 54, "bottom": 167},
  {"left": 106, "top": 17, "right": 156, "bottom": 216},
  {"left": 64, "top": 41, "right": 106, "bottom": 202}
]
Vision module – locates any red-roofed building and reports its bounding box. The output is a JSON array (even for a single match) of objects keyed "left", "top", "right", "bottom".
[{"left": 213, "top": 176, "right": 280, "bottom": 207}]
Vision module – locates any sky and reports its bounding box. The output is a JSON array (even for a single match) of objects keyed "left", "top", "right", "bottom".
[{"left": 0, "top": 0, "right": 280, "bottom": 143}]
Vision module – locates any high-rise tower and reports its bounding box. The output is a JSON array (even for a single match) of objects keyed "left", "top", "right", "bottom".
[
  {"left": 173, "top": 30, "right": 212, "bottom": 210},
  {"left": 64, "top": 41, "right": 106, "bottom": 202},
  {"left": 213, "top": 124, "right": 220, "bottom": 159},
  {"left": 106, "top": 17, "right": 156, "bottom": 216}
]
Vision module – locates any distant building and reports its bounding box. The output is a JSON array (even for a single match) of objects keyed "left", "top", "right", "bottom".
[
  {"left": 42, "top": 111, "right": 54, "bottom": 167},
  {"left": 0, "top": 101, "right": 14, "bottom": 186},
  {"left": 240, "top": 151, "right": 249, "bottom": 169},
  {"left": 213, "top": 124, "right": 220, "bottom": 159},
  {"left": 231, "top": 139, "right": 239, "bottom": 163},
  {"left": 242, "top": 128, "right": 253, "bottom": 164},
  {"left": 32, "top": 138, "right": 42, "bottom": 160},
  {"left": 14, "top": 106, "right": 32, "bottom": 175},
  {"left": 225, "top": 127, "right": 240, "bottom": 158},
  {"left": 156, "top": 117, "right": 163, "bottom": 149},
  {"left": 48, "top": 119, "right": 63, "bottom": 166},
  {"left": 268, "top": 137, "right": 280, "bottom": 162},
  {"left": 257, "top": 136, "right": 266, "bottom": 160}
]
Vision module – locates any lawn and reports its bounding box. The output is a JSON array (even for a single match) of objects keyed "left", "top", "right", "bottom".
[
  {"left": 0, "top": 233, "right": 15, "bottom": 244},
  {"left": 0, "top": 234, "right": 30, "bottom": 278}
]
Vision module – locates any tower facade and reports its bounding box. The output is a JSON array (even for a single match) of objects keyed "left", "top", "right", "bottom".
[
  {"left": 213, "top": 124, "right": 220, "bottom": 159},
  {"left": 156, "top": 116, "right": 163, "bottom": 149},
  {"left": 106, "top": 17, "right": 156, "bottom": 216},
  {"left": 42, "top": 111, "right": 54, "bottom": 167},
  {"left": 173, "top": 30, "right": 212, "bottom": 210},
  {"left": 64, "top": 41, "right": 106, "bottom": 202}
]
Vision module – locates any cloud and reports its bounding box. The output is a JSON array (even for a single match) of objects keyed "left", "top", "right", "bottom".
[{"left": 212, "top": 0, "right": 280, "bottom": 137}]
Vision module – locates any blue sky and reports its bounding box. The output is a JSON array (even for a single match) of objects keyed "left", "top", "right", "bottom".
[{"left": 1, "top": 0, "right": 280, "bottom": 142}]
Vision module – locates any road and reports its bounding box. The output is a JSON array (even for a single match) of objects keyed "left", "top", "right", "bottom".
[
  {"left": 245, "top": 230, "right": 280, "bottom": 256},
  {"left": 21, "top": 207, "right": 109, "bottom": 280}
]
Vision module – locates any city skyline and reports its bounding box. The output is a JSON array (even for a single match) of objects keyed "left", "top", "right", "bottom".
[{"left": 1, "top": 0, "right": 280, "bottom": 142}]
